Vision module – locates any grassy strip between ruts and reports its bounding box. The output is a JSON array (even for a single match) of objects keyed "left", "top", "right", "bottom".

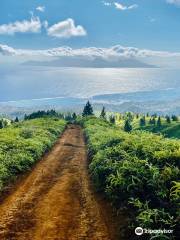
[
  {"left": 0, "top": 118, "right": 66, "bottom": 192},
  {"left": 80, "top": 117, "right": 180, "bottom": 239}
]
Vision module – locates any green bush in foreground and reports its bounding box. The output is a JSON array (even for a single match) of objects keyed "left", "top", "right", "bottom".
[
  {"left": 0, "top": 118, "right": 66, "bottom": 191},
  {"left": 82, "top": 117, "right": 180, "bottom": 239}
]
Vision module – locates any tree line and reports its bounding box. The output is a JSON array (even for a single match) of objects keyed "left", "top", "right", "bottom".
[{"left": 0, "top": 101, "right": 179, "bottom": 132}]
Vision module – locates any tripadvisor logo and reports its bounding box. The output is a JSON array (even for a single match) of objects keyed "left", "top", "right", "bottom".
[
  {"left": 135, "top": 227, "right": 173, "bottom": 236},
  {"left": 135, "top": 227, "right": 144, "bottom": 236}
]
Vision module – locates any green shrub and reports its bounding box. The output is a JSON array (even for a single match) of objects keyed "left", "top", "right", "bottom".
[
  {"left": 82, "top": 117, "right": 180, "bottom": 239},
  {"left": 0, "top": 118, "right": 66, "bottom": 191},
  {"left": 20, "top": 128, "right": 34, "bottom": 139}
]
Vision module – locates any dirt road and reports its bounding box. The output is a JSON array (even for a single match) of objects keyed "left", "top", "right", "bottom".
[{"left": 0, "top": 125, "right": 123, "bottom": 240}]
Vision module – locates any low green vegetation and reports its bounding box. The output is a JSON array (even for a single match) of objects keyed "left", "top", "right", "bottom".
[
  {"left": 137, "top": 121, "right": 180, "bottom": 139},
  {"left": 112, "top": 112, "right": 180, "bottom": 139},
  {"left": 0, "top": 117, "right": 66, "bottom": 191},
  {"left": 0, "top": 118, "right": 11, "bottom": 129},
  {"left": 0, "top": 102, "right": 179, "bottom": 238},
  {"left": 24, "top": 109, "right": 63, "bottom": 120},
  {"left": 80, "top": 116, "right": 180, "bottom": 239}
]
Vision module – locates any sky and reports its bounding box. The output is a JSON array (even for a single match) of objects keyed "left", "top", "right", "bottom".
[
  {"left": 0, "top": 0, "right": 180, "bottom": 67},
  {"left": 0, "top": 0, "right": 180, "bottom": 102}
]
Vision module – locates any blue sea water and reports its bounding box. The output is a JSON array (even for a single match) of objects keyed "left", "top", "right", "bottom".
[{"left": 0, "top": 66, "right": 180, "bottom": 104}]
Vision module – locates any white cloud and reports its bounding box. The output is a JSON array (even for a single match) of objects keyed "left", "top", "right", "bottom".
[
  {"left": 0, "top": 17, "right": 86, "bottom": 38},
  {"left": 1, "top": 44, "right": 180, "bottom": 59},
  {"left": 166, "top": 0, "right": 180, "bottom": 6},
  {"left": 102, "top": 1, "right": 112, "bottom": 6},
  {"left": 47, "top": 18, "right": 87, "bottom": 38},
  {"left": 0, "top": 44, "right": 17, "bottom": 56},
  {"left": 114, "top": 2, "right": 138, "bottom": 10},
  {"left": 1, "top": 44, "right": 180, "bottom": 68},
  {"left": 36, "top": 6, "right": 45, "bottom": 12},
  {"left": 0, "top": 17, "right": 42, "bottom": 35}
]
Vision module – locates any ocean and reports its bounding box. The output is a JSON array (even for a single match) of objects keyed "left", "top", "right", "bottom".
[{"left": 0, "top": 66, "right": 180, "bottom": 103}]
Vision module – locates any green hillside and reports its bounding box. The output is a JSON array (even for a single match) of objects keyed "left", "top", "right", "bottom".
[
  {"left": 138, "top": 122, "right": 180, "bottom": 139},
  {"left": 112, "top": 113, "right": 180, "bottom": 139},
  {"left": 80, "top": 117, "right": 180, "bottom": 239},
  {"left": 0, "top": 117, "right": 66, "bottom": 191}
]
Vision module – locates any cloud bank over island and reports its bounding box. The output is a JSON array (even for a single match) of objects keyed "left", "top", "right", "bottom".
[{"left": 1, "top": 44, "right": 180, "bottom": 68}]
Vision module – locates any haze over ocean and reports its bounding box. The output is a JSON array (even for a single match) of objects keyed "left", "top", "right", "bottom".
[{"left": 0, "top": 66, "right": 180, "bottom": 102}]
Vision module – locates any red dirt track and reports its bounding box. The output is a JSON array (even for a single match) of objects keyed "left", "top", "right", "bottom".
[{"left": 0, "top": 125, "right": 123, "bottom": 240}]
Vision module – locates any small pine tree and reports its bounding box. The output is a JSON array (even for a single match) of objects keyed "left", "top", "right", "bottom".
[
  {"left": 100, "top": 107, "right": 106, "bottom": 119},
  {"left": 149, "top": 117, "right": 156, "bottom": 125},
  {"left": 139, "top": 116, "right": 146, "bottom": 127},
  {"left": 72, "top": 112, "right": 77, "bottom": 120},
  {"left": 126, "top": 112, "right": 133, "bottom": 122},
  {"left": 14, "top": 117, "right": 19, "bottom": 123},
  {"left": 24, "top": 114, "right": 28, "bottom": 120},
  {"left": 152, "top": 113, "right": 157, "bottom": 118},
  {"left": 152, "top": 117, "right": 156, "bottom": 125},
  {"left": 0, "top": 120, "right": 3, "bottom": 129},
  {"left": 82, "top": 101, "right": 93, "bottom": 117},
  {"left": 172, "top": 115, "right": 178, "bottom": 121},
  {"left": 124, "top": 119, "right": 132, "bottom": 132},
  {"left": 65, "top": 113, "right": 72, "bottom": 121},
  {"left": 109, "top": 115, "right": 115, "bottom": 124},
  {"left": 166, "top": 115, "right": 171, "bottom": 124},
  {"left": 157, "top": 116, "right": 162, "bottom": 127}
]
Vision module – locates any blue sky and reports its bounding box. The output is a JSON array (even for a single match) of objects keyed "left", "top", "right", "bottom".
[
  {"left": 0, "top": 0, "right": 180, "bottom": 51},
  {"left": 1, "top": 1, "right": 180, "bottom": 102},
  {"left": 0, "top": 0, "right": 180, "bottom": 69}
]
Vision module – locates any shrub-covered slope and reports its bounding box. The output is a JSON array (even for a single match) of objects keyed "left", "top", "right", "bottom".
[
  {"left": 0, "top": 118, "right": 66, "bottom": 191},
  {"left": 82, "top": 117, "right": 180, "bottom": 239},
  {"left": 139, "top": 123, "right": 180, "bottom": 139}
]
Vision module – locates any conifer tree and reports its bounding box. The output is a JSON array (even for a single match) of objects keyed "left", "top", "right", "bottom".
[
  {"left": 72, "top": 112, "right": 77, "bottom": 120},
  {"left": 152, "top": 117, "right": 156, "bottom": 125},
  {"left": 109, "top": 115, "right": 115, "bottom": 124},
  {"left": 149, "top": 117, "right": 156, "bottom": 125},
  {"left": 24, "top": 114, "right": 28, "bottom": 121},
  {"left": 15, "top": 117, "right": 19, "bottom": 123},
  {"left": 166, "top": 115, "right": 171, "bottom": 124},
  {"left": 100, "top": 106, "right": 106, "bottom": 119},
  {"left": 82, "top": 101, "right": 93, "bottom": 117},
  {"left": 157, "top": 116, "right": 162, "bottom": 127},
  {"left": 140, "top": 116, "right": 146, "bottom": 127},
  {"left": 172, "top": 115, "right": 178, "bottom": 121},
  {"left": 0, "top": 120, "right": 3, "bottom": 129},
  {"left": 124, "top": 119, "right": 132, "bottom": 132},
  {"left": 126, "top": 112, "right": 133, "bottom": 122}
]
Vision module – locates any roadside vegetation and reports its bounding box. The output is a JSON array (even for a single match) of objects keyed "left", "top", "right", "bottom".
[
  {"left": 0, "top": 103, "right": 179, "bottom": 239},
  {"left": 79, "top": 102, "right": 180, "bottom": 239},
  {"left": 0, "top": 117, "right": 66, "bottom": 192},
  {"left": 107, "top": 112, "right": 180, "bottom": 139}
]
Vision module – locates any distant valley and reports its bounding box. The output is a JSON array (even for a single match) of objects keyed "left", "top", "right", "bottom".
[{"left": 1, "top": 88, "right": 180, "bottom": 118}]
